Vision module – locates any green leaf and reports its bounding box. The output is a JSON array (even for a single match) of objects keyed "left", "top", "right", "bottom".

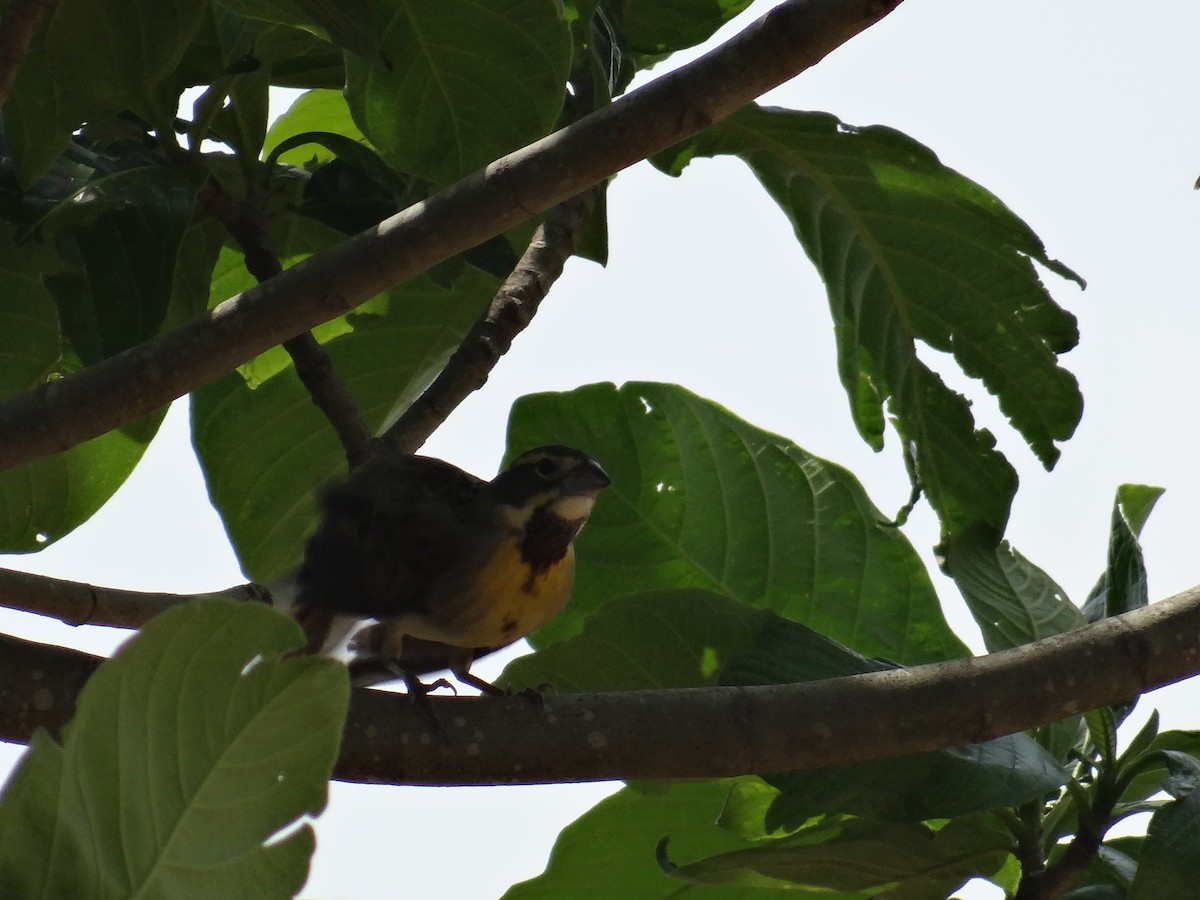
[
  {"left": 1130, "top": 775, "right": 1200, "bottom": 900},
  {"left": 1118, "top": 711, "right": 1162, "bottom": 775},
  {"left": 614, "top": 0, "right": 756, "bottom": 58},
  {"left": 504, "top": 780, "right": 808, "bottom": 899},
  {"left": 214, "top": 0, "right": 382, "bottom": 63},
  {"left": 659, "top": 106, "right": 1083, "bottom": 539},
  {"left": 502, "top": 589, "right": 768, "bottom": 692},
  {"left": 0, "top": 599, "right": 348, "bottom": 899},
  {"left": 660, "top": 816, "right": 1011, "bottom": 896},
  {"left": 0, "top": 408, "right": 165, "bottom": 551},
  {"left": 1120, "top": 732, "right": 1200, "bottom": 807},
  {"left": 193, "top": 266, "right": 499, "bottom": 582},
  {"left": 45, "top": 0, "right": 208, "bottom": 123},
  {"left": 2, "top": 46, "right": 71, "bottom": 187},
  {"left": 944, "top": 523, "right": 1084, "bottom": 651},
  {"left": 1086, "top": 707, "right": 1120, "bottom": 770},
  {"left": 507, "top": 381, "right": 967, "bottom": 664},
  {"left": 344, "top": 0, "right": 571, "bottom": 183},
  {"left": 1082, "top": 484, "right": 1164, "bottom": 624},
  {"left": 264, "top": 89, "right": 367, "bottom": 167},
  {"left": 265, "top": 130, "right": 417, "bottom": 234},
  {"left": 0, "top": 233, "right": 61, "bottom": 395},
  {"left": 212, "top": 64, "right": 273, "bottom": 159},
  {"left": 720, "top": 615, "right": 1068, "bottom": 823},
  {"left": 43, "top": 165, "right": 199, "bottom": 364}
]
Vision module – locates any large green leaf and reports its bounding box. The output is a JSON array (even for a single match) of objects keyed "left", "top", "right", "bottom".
[
  {"left": 506, "top": 381, "right": 966, "bottom": 664},
  {"left": 45, "top": 0, "right": 208, "bottom": 123},
  {"left": 657, "top": 106, "right": 1083, "bottom": 540},
  {"left": 504, "top": 780, "right": 810, "bottom": 899},
  {"left": 43, "top": 165, "right": 200, "bottom": 365},
  {"left": 0, "top": 599, "right": 348, "bottom": 899},
  {"left": 660, "top": 816, "right": 1011, "bottom": 896},
  {"left": 344, "top": 0, "right": 571, "bottom": 183},
  {"left": 193, "top": 265, "right": 500, "bottom": 582}
]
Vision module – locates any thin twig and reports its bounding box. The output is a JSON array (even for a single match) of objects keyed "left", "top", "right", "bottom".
[
  {"left": 0, "top": 565, "right": 264, "bottom": 629},
  {"left": 197, "top": 178, "right": 374, "bottom": 467},
  {"left": 383, "top": 189, "right": 599, "bottom": 455},
  {"left": 0, "top": 0, "right": 55, "bottom": 109},
  {"left": 0, "top": 0, "right": 904, "bottom": 473}
]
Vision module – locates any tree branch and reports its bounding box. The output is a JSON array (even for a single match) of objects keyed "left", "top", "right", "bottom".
[
  {"left": 0, "top": 0, "right": 55, "bottom": 109},
  {"left": 0, "top": 0, "right": 904, "bottom": 473},
  {"left": 383, "top": 189, "right": 599, "bottom": 455},
  {"left": 197, "top": 179, "right": 374, "bottom": 467},
  {"left": 0, "top": 565, "right": 263, "bottom": 629},
  {"left": 3, "top": 584, "right": 1199, "bottom": 787}
]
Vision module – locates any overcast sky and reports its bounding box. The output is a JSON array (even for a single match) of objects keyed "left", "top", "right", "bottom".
[{"left": 2, "top": 2, "right": 1199, "bottom": 897}]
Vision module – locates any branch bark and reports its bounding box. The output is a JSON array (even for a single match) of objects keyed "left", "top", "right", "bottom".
[
  {"left": 3, "top": 584, "right": 1199, "bottom": 787},
  {"left": 0, "top": 566, "right": 263, "bottom": 628},
  {"left": 0, "top": 0, "right": 904, "bottom": 473}
]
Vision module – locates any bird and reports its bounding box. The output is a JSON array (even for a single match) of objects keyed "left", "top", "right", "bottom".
[{"left": 287, "top": 445, "right": 610, "bottom": 694}]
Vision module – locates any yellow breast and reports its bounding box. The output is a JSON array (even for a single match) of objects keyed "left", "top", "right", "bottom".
[{"left": 397, "top": 539, "right": 576, "bottom": 649}]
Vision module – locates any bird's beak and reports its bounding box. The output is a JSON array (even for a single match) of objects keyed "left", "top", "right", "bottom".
[{"left": 564, "top": 457, "right": 611, "bottom": 496}]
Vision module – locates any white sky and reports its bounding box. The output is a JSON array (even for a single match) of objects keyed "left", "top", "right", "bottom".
[{"left": 3, "top": 1, "right": 1200, "bottom": 897}]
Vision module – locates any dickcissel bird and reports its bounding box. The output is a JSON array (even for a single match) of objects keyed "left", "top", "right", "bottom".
[{"left": 289, "top": 445, "right": 610, "bottom": 693}]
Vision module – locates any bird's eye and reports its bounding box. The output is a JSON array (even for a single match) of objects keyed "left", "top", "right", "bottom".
[{"left": 534, "top": 458, "right": 557, "bottom": 478}]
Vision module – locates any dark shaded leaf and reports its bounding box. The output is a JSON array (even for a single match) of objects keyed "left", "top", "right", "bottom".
[
  {"left": 43, "top": 165, "right": 199, "bottom": 364},
  {"left": 344, "top": 0, "right": 571, "bottom": 183},
  {"left": 721, "top": 615, "right": 1068, "bottom": 823},
  {"left": 613, "top": 0, "right": 755, "bottom": 58},
  {"left": 1082, "top": 484, "right": 1163, "bottom": 624},
  {"left": 1130, "top": 780, "right": 1200, "bottom": 900},
  {"left": 45, "top": 0, "right": 208, "bottom": 123}
]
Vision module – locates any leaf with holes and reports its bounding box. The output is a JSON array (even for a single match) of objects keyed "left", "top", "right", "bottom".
[
  {"left": 506, "top": 381, "right": 966, "bottom": 664},
  {"left": 657, "top": 106, "right": 1083, "bottom": 540}
]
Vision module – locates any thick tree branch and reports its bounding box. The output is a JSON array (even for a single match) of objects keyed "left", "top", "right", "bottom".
[
  {"left": 0, "top": 0, "right": 54, "bottom": 109},
  {"left": 0, "top": 565, "right": 263, "bottom": 628},
  {"left": 2, "top": 584, "right": 1199, "bottom": 787},
  {"left": 197, "top": 179, "right": 374, "bottom": 467},
  {"left": 0, "top": 0, "right": 904, "bottom": 472},
  {"left": 383, "top": 189, "right": 599, "bottom": 455}
]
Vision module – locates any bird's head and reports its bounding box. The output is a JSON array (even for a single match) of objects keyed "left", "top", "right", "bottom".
[{"left": 491, "top": 445, "right": 611, "bottom": 532}]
